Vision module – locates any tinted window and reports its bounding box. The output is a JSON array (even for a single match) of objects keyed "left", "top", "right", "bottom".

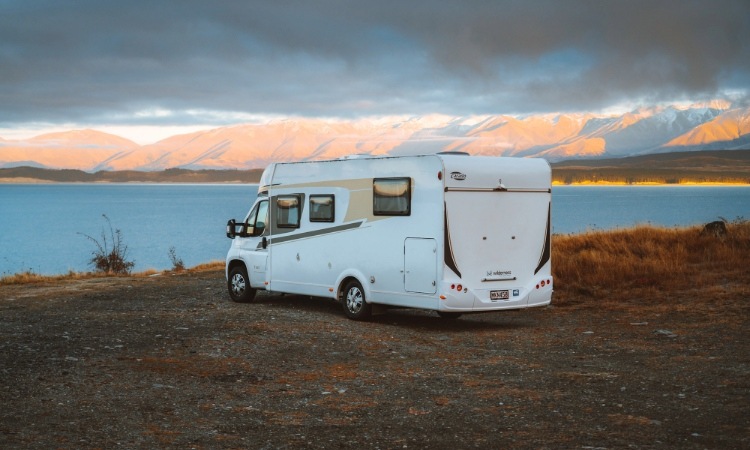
[
  {"left": 276, "top": 195, "right": 301, "bottom": 228},
  {"left": 310, "top": 195, "right": 335, "bottom": 222},
  {"left": 373, "top": 178, "right": 411, "bottom": 216}
]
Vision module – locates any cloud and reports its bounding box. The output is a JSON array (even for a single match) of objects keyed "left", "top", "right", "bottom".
[{"left": 0, "top": 0, "right": 748, "bottom": 131}]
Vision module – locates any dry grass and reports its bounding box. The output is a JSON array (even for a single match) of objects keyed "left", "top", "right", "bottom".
[
  {"left": 0, "top": 261, "right": 227, "bottom": 285},
  {"left": 0, "top": 269, "right": 95, "bottom": 286},
  {"left": 190, "top": 260, "right": 225, "bottom": 271},
  {"left": 552, "top": 220, "right": 750, "bottom": 307}
]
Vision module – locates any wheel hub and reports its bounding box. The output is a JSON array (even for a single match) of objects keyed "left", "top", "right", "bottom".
[
  {"left": 231, "top": 273, "right": 246, "bottom": 295},
  {"left": 346, "top": 287, "right": 362, "bottom": 313}
]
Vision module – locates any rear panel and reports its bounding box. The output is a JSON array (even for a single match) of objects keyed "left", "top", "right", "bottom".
[{"left": 439, "top": 155, "right": 553, "bottom": 311}]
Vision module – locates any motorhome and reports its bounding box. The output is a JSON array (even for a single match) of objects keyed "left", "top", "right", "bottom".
[{"left": 225, "top": 153, "right": 552, "bottom": 320}]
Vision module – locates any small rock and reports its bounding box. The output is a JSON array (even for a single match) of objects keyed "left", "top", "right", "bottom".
[
  {"left": 654, "top": 329, "right": 678, "bottom": 338},
  {"left": 700, "top": 220, "right": 727, "bottom": 238}
]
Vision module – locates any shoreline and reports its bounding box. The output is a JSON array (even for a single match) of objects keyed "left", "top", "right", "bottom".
[
  {"left": 552, "top": 180, "right": 749, "bottom": 186},
  {"left": 0, "top": 261, "right": 226, "bottom": 285},
  {"left": 2, "top": 178, "right": 747, "bottom": 186},
  {"left": 0, "top": 178, "right": 254, "bottom": 184},
  {"left": 0, "top": 220, "right": 733, "bottom": 283}
]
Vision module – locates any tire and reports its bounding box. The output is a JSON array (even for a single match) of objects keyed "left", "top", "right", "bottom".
[
  {"left": 227, "top": 265, "right": 256, "bottom": 303},
  {"left": 342, "top": 280, "right": 371, "bottom": 320},
  {"left": 437, "top": 311, "right": 462, "bottom": 320}
]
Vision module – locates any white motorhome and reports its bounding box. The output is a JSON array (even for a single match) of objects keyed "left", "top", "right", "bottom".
[{"left": 225, "top": 153, "right": 553, "bottom": 320}]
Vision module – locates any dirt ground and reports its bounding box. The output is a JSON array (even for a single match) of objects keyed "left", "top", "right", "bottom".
[{"left": 1, "top": 268, "right": 747, "bottom": 449}]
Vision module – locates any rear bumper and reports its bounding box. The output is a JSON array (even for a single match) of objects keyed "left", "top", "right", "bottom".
[{"left": 438, "top": 276, "right": 553, "bottom": 312}]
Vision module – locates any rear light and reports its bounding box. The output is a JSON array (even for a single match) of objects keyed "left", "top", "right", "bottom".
[
  {"left": 536, "top": 279, "right": 552, "bottom": 289},
  {"left": 448, "top": 284, "right": 466, "bottom": 293}
]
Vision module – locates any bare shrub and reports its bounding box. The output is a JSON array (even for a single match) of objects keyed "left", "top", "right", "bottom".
[
  {"left": 79, "top": 215, "right": 135, "bottom": 275},
  {"left": 168, "top": 246, "right": 185, "bottom": 272}
]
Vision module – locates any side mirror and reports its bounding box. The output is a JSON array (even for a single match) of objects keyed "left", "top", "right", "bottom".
[{"left": 226, "top": 219, "right": 237, "bottom": 239}]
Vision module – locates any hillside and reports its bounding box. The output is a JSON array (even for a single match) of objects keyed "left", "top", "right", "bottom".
[
  {"left": 551, "top": 149, "right": 750, "bottom": 184},
  {"left": 1, "top": 103, "right": 750, "bottom": 171},
  {"left": 1, "top": 150, "right": 747, "bottom": 184}
]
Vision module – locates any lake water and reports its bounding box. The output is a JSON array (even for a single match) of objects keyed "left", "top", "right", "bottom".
[{"left": 1, "top": 184, "right": 748, "bottom": 276}]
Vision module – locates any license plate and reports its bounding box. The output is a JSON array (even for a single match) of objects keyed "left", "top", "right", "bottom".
[{"left": 490, "top": 290, "right": 510, "bottom": 300}]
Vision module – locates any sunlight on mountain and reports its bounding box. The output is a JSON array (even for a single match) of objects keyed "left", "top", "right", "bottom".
[{"left": 1, "top": 103, "right": 748, "bottom": 171}]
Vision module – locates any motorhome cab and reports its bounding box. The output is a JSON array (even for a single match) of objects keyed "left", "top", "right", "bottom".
[{"left": 225, "top": 153, "right": 552, "bottom": 320}]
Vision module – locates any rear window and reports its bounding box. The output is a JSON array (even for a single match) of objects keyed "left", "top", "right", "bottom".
[{"left": 373, "top": 177, "right": 411, "bottom": 216}]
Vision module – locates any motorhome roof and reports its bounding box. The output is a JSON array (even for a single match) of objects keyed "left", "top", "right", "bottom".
[{"left": 257, "top": 153, "right": 551, "bottom": 193}]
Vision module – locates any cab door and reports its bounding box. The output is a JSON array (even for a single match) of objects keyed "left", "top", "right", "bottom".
[{"left": 239, "top": 199, "right": 269, "bottom": 288}]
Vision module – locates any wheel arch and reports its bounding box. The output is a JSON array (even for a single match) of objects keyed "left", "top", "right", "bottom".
[
  {"left": 226, "top": 258, "right": 247, "bottom": 279},
  {"left": 335, "top": 271, "right": 370, "bottom": 303}
]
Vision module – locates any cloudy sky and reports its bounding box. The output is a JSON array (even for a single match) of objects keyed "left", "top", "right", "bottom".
[{"left": 1, "top": 0, "right": 749, "bottom": 143}]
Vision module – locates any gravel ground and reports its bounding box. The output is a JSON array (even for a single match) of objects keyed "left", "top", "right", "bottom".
[{"left": 1, "top": 268, "right": 748, "bottom": 449}]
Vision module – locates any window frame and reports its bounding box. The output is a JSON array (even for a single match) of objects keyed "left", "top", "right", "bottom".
[
  {"left": 275, "top": 194, "right": 302, "bottom": 229},
  {"left": 309, "top": 194, "right": 335, "bottom": 223},
  {"left": 373, "top": 177, "right": 412, "bottom": 216}
]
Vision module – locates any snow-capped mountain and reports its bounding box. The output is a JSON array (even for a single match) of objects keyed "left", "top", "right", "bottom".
[{"left": 1, "top": 103, "right": 748, "bottom": 171}]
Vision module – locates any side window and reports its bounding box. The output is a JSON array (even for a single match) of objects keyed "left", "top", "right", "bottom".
[
  {"left": 245, "top": 200, "right": 268, "bottom": 236},
  {"left": 373, "top": 177, "right": 411, "bottom": 216},
  {"left": 310, "top": 195, "right": 335, "bottom": 222},
  {"left": 276, "top": 195, "right": 301, "bottom": 228}
]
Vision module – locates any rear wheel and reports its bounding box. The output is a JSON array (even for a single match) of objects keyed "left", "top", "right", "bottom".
[
  {"left": 228, "top": 265, "right": 256, "bottom": 303},
  {"left": 342, "top": 280, "right": 371, "bottom": 320}
]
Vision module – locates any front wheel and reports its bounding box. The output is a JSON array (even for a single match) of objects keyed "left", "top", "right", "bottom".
[
  {"left": 228, "top": 265, "right": 256, "bottom": 303},
  {"left": 342, "top": 280, "right": 371, "bottom": 320}
]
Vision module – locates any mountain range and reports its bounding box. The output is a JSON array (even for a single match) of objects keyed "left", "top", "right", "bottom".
[{"left": 1, "top": 101, "right": 749, "bottom": 171}]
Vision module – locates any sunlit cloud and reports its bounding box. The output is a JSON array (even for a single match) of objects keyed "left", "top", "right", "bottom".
[
  {"left": 0, "top": 0, "right": 747, "bottom": 136},
  {"left": 134, "top": 108, "right": 174, "bottom": 119}
]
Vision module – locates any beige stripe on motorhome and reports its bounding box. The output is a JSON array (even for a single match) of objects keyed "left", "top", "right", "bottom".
[{"left": 269, "top": 178, "right": 388, "bottom": 224}]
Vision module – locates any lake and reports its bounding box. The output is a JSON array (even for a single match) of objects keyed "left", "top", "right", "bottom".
[{"left": 1, "top": 184, "right": 748, "bottom": 276}]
